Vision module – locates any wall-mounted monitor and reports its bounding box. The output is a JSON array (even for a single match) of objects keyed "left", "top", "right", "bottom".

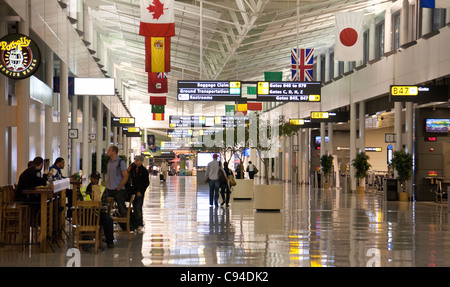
[
  {"left": 197, "top": 153, "right": 221, "bottom": 167},
  {"left": 425, "top": 119, "right": 450, "bottom": 134},
  {"left": 315, "top": 136, "right": 329, "bottom": 145}
]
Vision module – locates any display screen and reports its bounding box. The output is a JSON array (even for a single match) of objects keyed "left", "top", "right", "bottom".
[
  {"left": 315, "top": 136, "right": 329, "bottom": 145},
  {"left": 425, "top": 119, "right": 450, "bottom": 133},
  {"left": 197, "top": 153, "right": 221, "bottom": 167},
  {"left": 256, "top": 81, "right": 321, "bottom": 102}
]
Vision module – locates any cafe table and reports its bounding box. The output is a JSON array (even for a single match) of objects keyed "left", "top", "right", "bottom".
[{"left": 23, "top": 178, "right": 70, "bottom": 252}]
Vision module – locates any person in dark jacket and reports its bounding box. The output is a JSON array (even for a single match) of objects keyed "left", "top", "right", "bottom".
[
  {"left": 15, "top": 157, "right": 51, "bottom": 202},
  {"left": 15, "top": 157, "right": 51, "bottom": 220},
  {"left": 128, "top": 155, "right": 150, "bottom": 232},
  {"left": 220, "top": 162, "right": 233, "bottom": 207}
]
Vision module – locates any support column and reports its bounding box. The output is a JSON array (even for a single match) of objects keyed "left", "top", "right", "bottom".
[
  {"left": 96, "top": 98, "right": 103, "bottom": 174},
  {"left": 350, "top": 100, "right": 357, "bottom": 191},
  {"left": 359, "top": 101, "right": 365, "bottom": 153},
  {"left": 304, "top": 128, "right": 310, "bottom": 185},
  {"left": 394, "top": 103, "right": 403, "bottom": 152},
  {"left": 82, "top": 95, "right": 90, "bottom": 179},
  {"left": 405, "top": 102, "right": 413, "bottom": 197},
  {"left": 327, "top": 122, "right": 333, "bottom": 156},
  {"left": 45, "top": 47, "right": 53, "bottom": 164},
  {"left": 422, "top": 8, "right": 433, "bottom": 36},
  {"left": 60, "top": 61, "right": 70, "bottom": 177},
  {"left": 113, "top": 126, "right": 118, "bottom": 147},
  {"left": 106, "top": 109, "right": 111, "bottom": 149},
  {"left": 17, "top": 0, "right": 31, "bottom": 178},
  {"left": 0, "top": 9, "right": 9, "bottom": 185},
  {"left": 385, "top": 4, "right": 392, "bottom": 53},
  {"left": 324, "top": 51, "right": 330, "bottom": 83},
  {"left": 71, "top": 95, "right": 78, "bottom": 174},
  {"left": 298, "top": 130, "right": 303, "bottom": 184},
  {"left": 400, "top": 0, "right": 409, "bottom": 45},
  {"left": 369, "top": 16, "right": 376, "bottom": 60},
  {"left": 320, "top": 122, "right": 326, "bottom": 158}
]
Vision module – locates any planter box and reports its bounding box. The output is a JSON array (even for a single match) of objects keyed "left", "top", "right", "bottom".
[
  {"left": 232, "top": 179, "right": 254, "bottom": 199},
  {"left": 253, "top": 184, "right": 283, "bottom": 211}
]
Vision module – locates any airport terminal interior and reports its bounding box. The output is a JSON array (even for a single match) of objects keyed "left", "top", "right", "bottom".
[{"left": 1, "top": 0, "right": 450, "bottom": 268}]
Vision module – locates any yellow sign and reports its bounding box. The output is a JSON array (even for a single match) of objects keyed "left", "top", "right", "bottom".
[
  {"left": 391, "top": 86, "right": 418, "bottom": 96},
  {"left": 257, "top": 82, "right": 269, "bottom": 95},
  {"left": 119, "top": 117, "right": 135, "bottom": 124},
  {"left": 311, "top": 112, "right": 329, "bottom": 119},
  {"left": 290, "top": 119, "right": 305, "bottom": 125},
  {"left": 229, "top": 81, "right": 241, "bottom": 88},
  {"left": 127, "top": 127, "right": 140, "bottom": 133},
  {"left": 309, "top": 95, "right": 321, "bottom": 101}
]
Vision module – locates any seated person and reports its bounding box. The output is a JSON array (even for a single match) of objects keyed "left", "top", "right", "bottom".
[
  {"left": 79, "top": 171, "right": 115, "bottom": 248},
  {"left": 15, "top": 157, "right": 51, "bottom": 203}
]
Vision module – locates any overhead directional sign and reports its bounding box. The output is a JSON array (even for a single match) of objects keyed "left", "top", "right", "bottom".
[
  {"left": 123, "top": 127, "right": 141, "bottom": 137},
  {"left": 289, "top": 118, "right": 319, "bottom": 129},
  {"left": 310, "top": 111, "right": 349, "bottom": 123},
  {"left": 256, "top": 81, "right": 321, "bottom": 102},
  {"left": 177, "top": 80, "right": 242, "bottom": 101},
  {"left": 390, "top": 85, "right": 448, "bottom": 103},
  {"left": 112, "top": 117, "right": 135, "bottom": 127}
]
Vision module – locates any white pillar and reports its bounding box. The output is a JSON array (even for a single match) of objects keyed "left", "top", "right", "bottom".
[
  {"left": 113, "top": 126, "right": 118, "bottom": 146},
  {"left": 369, "top": 16, "right": 376, "bottom": 60},
  {"left": 325, "top": 51, "right": 330, "bottom": 82},
  {"left": 16, "top": 0, "right": 31, "bottom": 178},
  {"left": 327, "top": 122, "right": 333, "bottom": 156},
  {"left": 96, "top": 98, "right": 103, "bottom": 174},
  {"left": 106, "top": 109, "right": 111, "bottom": 149},
  {"left": 82, "top": 95, "right": 90, "bottom": 178},
  {"left": 359, "top": 101, "right": 365, "bottom": 153},
  {"left": 304, "top": 129, "right": 310, "bottom": 184},
  {"left": 298, "top": 130, "right": 303, "bottom": 184},
  {"left": 385, "top": 5, "right": 392, "bottom": 53},
  {"left": 0, "top": 9, "right": 8, "bottom": 185},
  {"left": 60, "top": 61, "right": 70, "bottom": 177},
  {"left": 71, "top": 95, "right": 78, "bottom": 174},
  {"left": 45, "top": 47, "right": 53, "bottom": 164},
  {"left": 400, "top": 0, "right": 409, "bottom": 46},
  {"left": 394, "top": 102, "right": 403, "bottom": 151},
  {"left": 350, "top": 100, "right": 357, "bottom": 191},
  {"left": 422, "top": 8, "right": 433, "bottom": 35},
  {"left": 320, "top": 122, "right": 326, "bottom": 158}
]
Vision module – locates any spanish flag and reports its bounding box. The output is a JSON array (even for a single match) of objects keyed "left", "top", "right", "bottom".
[
  {"left": 153, "top": 113, "right": 165, "bottom": 121},
  {"left": 145, "top": 37, "right": 171, "bottom": 73}
]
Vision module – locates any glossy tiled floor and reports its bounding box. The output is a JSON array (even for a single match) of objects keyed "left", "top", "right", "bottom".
[{"left": 1, "top": 175, "right": 450, "bottom": 267}]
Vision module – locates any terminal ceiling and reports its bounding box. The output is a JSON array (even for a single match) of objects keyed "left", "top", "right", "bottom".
[{"left": 86, "top": 0, "right": 393, "bottom": 128}]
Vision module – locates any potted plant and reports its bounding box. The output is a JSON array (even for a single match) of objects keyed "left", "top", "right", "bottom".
[
  {"left": 320, "top": 154, "right": 334, "bottom": 189},
  {"left": 390, "top": 150, "right": 413, "bottom": 201},
  {"left": 351, "top": 152, "right": 371, "bottom": 193}
]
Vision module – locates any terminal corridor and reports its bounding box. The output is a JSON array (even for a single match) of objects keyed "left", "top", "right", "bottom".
[{"left": 1, "top": 175, "right": 450, "bottom": 267}]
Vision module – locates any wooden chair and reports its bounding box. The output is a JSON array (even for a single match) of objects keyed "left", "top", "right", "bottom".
[
  {"left": 0, "top": 185, "right": 30, "bottom": 249},
  {"left": 112, "top": 194, "right": 135, "bottom": 241},
  {"left": 72, "top": 201, "right": 102, "bottom": 253}
]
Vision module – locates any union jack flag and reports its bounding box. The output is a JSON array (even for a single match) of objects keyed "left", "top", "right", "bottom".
[
  {"left": 291, "top": 48, "right": 314, "bottom": 81},
  {"left": 157, "top": 72, "right": 168, "bottom": 78}
]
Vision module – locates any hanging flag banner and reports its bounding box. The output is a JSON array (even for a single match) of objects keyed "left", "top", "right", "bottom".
[
  {"left": 139, "top": 0, "right": 175, "bottom": 37},
  {"left": 247, "top": 102, "right": 262, "bottom": 111},
  {"left": 151, "top": 105, "right": 165, "bottom": 113},
  {"left": 150, "top": 96, "right": 167, "bottom": 105},
  {"left": 153, "top": 113, "right": 165, "bottom": 121},
  {"left": 291, "top": 48, "right": 314, "bottom": 82},
  {"left": 421, "top": 0, "right": 450, "bottom": 8},
  {"left": 334, "top": 12, "right": 364, "bottom": 61},
  {"left": 145, "top": 36, "right": 171, "bottom": 73},
  {"left": 264, "top": 71, "right": 283, "bottom": 81},
  {"left": 0, "top": 33, "right": 41, "bottom": 80},
  {"left": 148, "top": 72, "right": 168, "bottom": 93}
]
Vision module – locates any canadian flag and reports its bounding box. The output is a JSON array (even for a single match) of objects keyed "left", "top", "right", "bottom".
[
  {"left": 334, "top": 12, "right": 364, "bottom": 62},
  {"left": 140, "top": 0, "right": 175, "bottom": 37}
]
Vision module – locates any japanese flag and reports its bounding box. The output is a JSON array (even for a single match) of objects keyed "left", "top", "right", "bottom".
[
  {"left": 140, "top": 0, "right": 175, "bottom": 37},
  {"left": 334, "top": 12, "right": 364, "bottom": 61}
]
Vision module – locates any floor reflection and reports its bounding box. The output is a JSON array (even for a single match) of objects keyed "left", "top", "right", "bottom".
[{"left": 1, "top": 175, "right": 450, "bottom": 267}]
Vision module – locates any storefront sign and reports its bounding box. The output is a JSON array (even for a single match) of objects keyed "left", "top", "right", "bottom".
[{"left": 0, "top": 33, "right": 41, "bottom": 79}]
